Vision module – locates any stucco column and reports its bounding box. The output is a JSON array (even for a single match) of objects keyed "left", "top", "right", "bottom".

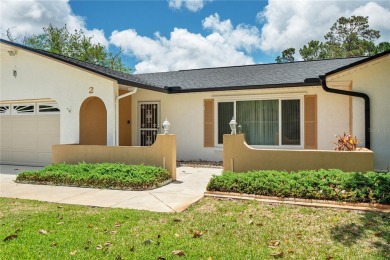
[
  {"left": 157, "top": 134, "right": 177, "bottom": 180},
  {"left": 223, "top": 134, "right": 246, "bottom": 172}
]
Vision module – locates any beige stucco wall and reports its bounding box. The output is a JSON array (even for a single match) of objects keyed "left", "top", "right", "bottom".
[
  {"left": 223, "top": 134, "right": 374, "bottom": 172},
  {"left": 52, "top": 134, "right": 176, "bottom": 180},
  {"left": 0, "top": 42, "right": 117, "bottom": 145},
  {"left": 327, "top": 54, "right": 390, "bottom": 171},
  {"left": 130, "top": 86, "right": 350, "bottom": 161}
]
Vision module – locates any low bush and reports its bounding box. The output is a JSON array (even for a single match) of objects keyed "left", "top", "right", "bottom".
[
  {"left": 16, "top": 163, "right": 171, "bottom": 190},
  {"left": 207, "top": 169, "right": 390, "bottom": 204}
]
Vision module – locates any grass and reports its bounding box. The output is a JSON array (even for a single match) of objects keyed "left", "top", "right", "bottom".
[
  {"left": 16, "top": 163, "right": 171, "bottom": 190},
  {"left": 207, "top": 170, "right": 390, "bottom": 204},
  {"left": 1, "top": 197, "right": 389, "bottom": 259}
]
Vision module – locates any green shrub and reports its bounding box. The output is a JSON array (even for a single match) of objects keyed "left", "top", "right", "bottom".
[
  {"left": 16, "top": 163, "right": 171, "bottom": 190},
  {"left": 207, "top": 170, "right": 390, "bottom": 204}
]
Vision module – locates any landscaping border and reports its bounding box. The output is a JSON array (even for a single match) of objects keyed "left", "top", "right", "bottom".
[{"left": 204, "top": 191, "right": 390, "bottom": 213}]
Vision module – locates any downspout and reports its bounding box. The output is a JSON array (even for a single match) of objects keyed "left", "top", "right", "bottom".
[
  {"left": 318, "top": 75, "right": 370, "bottom": 149},
  {"left": 115, "top": 87, "right": 138, "bottom": 146}
]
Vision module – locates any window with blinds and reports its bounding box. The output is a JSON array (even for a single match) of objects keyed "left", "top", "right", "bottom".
[{"left": 216, "top": 98, "right": 302, "bottom": 147}]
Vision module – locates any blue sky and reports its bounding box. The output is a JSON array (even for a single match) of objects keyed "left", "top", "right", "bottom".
[
  {"left": 1, "top": 0, "right": 390, "bottom": 73},
  {"left": 70, "top": 1, "right": 266, "bottom": 36},
  {"left": 69, "top": 0, "right": 269, "bottom": 68}
]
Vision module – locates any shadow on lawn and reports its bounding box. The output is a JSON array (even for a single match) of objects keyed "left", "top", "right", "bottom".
[{"left": 330, "top": 211, "right": 390, "bottom": 256}]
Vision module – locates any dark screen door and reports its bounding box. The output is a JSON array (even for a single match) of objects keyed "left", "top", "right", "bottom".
[{"left": 139, "top": 102, "right": 159, "bottom": 146}]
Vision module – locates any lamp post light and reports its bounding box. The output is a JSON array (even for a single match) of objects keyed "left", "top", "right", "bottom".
[
  {"left": 162, "top": 118, "right": 170, "bottom": 134},
  {"left": 229, "top": 117, "right": 237, "bottom": 135}
]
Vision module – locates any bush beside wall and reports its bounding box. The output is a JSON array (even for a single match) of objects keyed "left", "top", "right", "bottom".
[
  {"left": 207, "top": 170, "right": 390, "bottom": 204},
  {"left": 16, "top": 163, "right": 171, "bottom": 190}
]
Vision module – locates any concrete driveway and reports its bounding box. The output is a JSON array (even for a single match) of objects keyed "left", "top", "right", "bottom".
[{"left": 0, "top": 165, "right": 222, "bottom": 213}]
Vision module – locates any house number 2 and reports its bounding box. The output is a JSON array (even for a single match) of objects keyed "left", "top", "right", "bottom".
[{"left": 89, "top": 87, "right": 94, "bottom": 94}]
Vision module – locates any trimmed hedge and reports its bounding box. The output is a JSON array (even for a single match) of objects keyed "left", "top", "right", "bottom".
[
  {"left": 207, "top": 169, "right": 390, "bottom": 204},
  {"left": 16, "top": 163, "right": 171, "bottom": 190}
]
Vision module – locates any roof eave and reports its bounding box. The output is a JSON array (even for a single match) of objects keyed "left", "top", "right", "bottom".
[
  {"left": 117, "top": 79, "right": 167, "bottom": 93},
  {"left": 325, "top": 50, "right": 390, "bottom": 76},
  {"left": 166, "top": 82, "right": 321, "bottom": 94}
]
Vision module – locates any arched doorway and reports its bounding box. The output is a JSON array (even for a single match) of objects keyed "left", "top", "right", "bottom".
[{"left": 79, "top": 97, "right": 107, "bottom": 145}]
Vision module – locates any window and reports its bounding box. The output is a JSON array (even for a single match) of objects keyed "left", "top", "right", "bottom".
[
  {"left": 11, "top": 104, "right": 35, "bottom": 115},
  {"left": 217, "top": 102, "right": 234, "bottom": 144},
  {"left": 237, "top": 100, "right": 279, "bottom": 145},
  {"left": 2, "top": 102, "right": 60, "bottom": 116},
  {"left": 0, "top": 105, "right": 10, "bottom": 115},
  {"left": 217, "top": 98, "right": 301, "bottom": 146},
  {"left": 38, "top": 103, "right": 60, "bottom": 114},
  {"left": 281, "top": 100, "right": 300, "bottom": 145}
]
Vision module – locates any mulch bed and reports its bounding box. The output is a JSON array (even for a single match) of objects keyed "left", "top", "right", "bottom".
[{"left": 177, "top": 160, "right": 223, "bottom": 168}]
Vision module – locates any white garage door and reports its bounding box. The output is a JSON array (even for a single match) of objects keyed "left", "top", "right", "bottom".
[{"left": 0, "top": 102, "right": 60, "bottom": 166}]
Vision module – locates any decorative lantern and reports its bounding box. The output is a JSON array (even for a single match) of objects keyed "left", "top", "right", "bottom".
[
  {"left": 229, "top": 117, "right": 237, "bottom": 135},
  {"left": 162, "top": 118, "right": 170, "bottom": 134}
]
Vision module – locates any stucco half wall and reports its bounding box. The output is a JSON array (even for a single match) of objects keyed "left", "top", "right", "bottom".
[
  {"left": 223, "top": 134, "right": 374, "bottom": 172},
  {"left": 52, "top": 134, "right": 176, "bottom": 180}
]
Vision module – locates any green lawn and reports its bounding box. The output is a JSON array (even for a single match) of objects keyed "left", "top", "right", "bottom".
[{"left": 1, "top": 197, "right": 389, "bottom": 259}]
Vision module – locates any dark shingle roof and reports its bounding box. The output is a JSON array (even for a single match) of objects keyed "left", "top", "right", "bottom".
[
  {"left": 2, "top": 38, "right": 387, "bottom": 93},
  {"left": 135, "top": 57, "right": 367, "bottom": 92}
]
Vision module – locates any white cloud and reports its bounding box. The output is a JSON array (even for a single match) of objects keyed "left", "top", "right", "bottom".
[
  {"left": 352, "top": 2, "right": 390, "bottom": 35},
  {"left": 0, "top": 0, "right": 108, "bottom": 46},
  {"left": 168, "top": 0, "right": 212, "bottom": 12},
  {"left": 85, "top": 29, "right": 109, "bottom": 47},
  {"left": 110, "top": 13, "right": 261, "bottom": 73},
  {"left": 203, "top": 14, "right": 261, "bottom": 52},
  {"left": 259, "top": 0, "right": 390, "bottom": 53}
]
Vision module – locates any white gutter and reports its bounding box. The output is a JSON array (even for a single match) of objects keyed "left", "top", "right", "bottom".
[{"left": 115, "top": 87, "right": 138, "bottom": 146}]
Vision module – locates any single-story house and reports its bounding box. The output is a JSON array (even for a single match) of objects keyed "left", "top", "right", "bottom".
[{"left": 1, "top": 39, "right": 389, "bottom": 171}]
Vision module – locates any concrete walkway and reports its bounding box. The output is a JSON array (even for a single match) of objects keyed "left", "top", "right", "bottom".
[{"left": 0, "top": 165, "right": 222, "bottom": 213}]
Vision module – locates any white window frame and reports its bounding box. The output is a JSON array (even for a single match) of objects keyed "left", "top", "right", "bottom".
[
  {"left": 11, "top": 103, "right": 36, "bottom": 116},
  {"left": 0, "top": 104, "right": 11, "bottom": 116},
  {"left": 37, "top": 102, "right": 60, "bottom": 115},
  {"left": 214, "top": 94, "right": 304, "bottom": 149}
]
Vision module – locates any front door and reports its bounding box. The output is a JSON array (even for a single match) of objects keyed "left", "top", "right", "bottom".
[{"left": 139, "top": 102, "right": 160, "bottom": 146}]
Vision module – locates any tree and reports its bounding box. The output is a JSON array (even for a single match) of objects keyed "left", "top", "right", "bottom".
[
  {"left": 324, "top": 16, "right": 380, "bottom": 58},
  {"left": 374, "top": 42, "right": 390, "bottom": 54},
  {"left": 278, "top": 15, "right": 390, "bottom": 61},
  {"left": 23, "top": 24, "right": 130, "bottom": 73},
  {"left": 299, "top": 40, "right": 328, "bottom": 61},
  {"left": 300, "top": 15, "right": 390, "bottom": 60},
  {"left": 275, "top": 47, "right": 295, "bottom": 63},
  {"left": 6, "top": 28, "right": 18, "bottom": 42}
]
